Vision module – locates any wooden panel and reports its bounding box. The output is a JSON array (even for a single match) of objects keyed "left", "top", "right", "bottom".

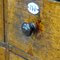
[
  {"left": 37, "top": 0, "right": 60, "bottom": 60},
  {"left": 0, "top": 0, "right": 4, "bottom": 41},
  {"left": 9, "top": 52, "right": 24, "bottom": 60},
  {"left": 32, "top": 0, "right": 60, "bottom": 60},
  {"left": 6, "top": 0, "right": 60, "bottom": 60},
  {"left": 0, "top": 47, "right": 5, "bottom": 60},
  {"left": 7, "top": 0, "right": 42, "bottom": 56}
]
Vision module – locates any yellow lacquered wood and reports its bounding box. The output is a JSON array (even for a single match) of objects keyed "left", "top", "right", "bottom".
[
  {"left": 42, "top": 0, "right": 60, "bottom": 60},
  {"left": 0, "top": 47, "right": 5, "bottom": 60},
  {"left": 6, "top": 0, "right": 60, "bottom": 60},
  {"left": 0, "top": 0, "right": 4, "bottom": 41},
  {"left": 7, "top": 0, "right": 42, "bottom": 52},
  {"left": 10, "top": 52, "right": 24, "bottom": 60},
  {"left": 33, "top": 0, "right": 60, "bottom": 60}
]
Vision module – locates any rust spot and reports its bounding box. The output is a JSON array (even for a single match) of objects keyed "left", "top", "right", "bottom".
[{"left": 36, "top": 20, "right": 44, "bottom": 32}]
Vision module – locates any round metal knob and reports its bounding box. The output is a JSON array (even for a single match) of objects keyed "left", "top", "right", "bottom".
[{"left": 21, "top": 22, "right": 36, "bottom": 36}]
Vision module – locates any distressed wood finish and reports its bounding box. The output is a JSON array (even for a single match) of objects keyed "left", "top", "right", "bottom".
[
  {"left": 41, "top": 0, "right": 60, "bottom": 60},
  {"left": 0, "top": 47, "right": 5, "bottom": 60},
  {"left": 7, "top": 0, "right": 42, "bottom": 53},
  {"left": 10, "top": 52, "right": 24, "bottom": 60},
  {"left": 6, "top": 0, "right": 60, "bottom": 60},
  {"left": 0, "top": 0, "right": 4, "bottom": 42}
]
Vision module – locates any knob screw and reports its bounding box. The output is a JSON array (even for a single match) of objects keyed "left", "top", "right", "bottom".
[{"left": 21, "top": 22, "right": 36, "bottom": 36}]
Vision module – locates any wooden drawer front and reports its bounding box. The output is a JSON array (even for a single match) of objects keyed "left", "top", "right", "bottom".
[
  {"left": 7, "top": 0, "right": 42, "bottom": 54},
  {"left": 5, "top": 0, "right": 60, "bottom": 60}
]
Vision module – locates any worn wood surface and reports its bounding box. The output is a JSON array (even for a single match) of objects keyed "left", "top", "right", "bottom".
[
  {"left": 7, "top": 0, "right": 43, "bottom": 52},
  {"left": 5, "top": 0, "right": 60, "bottom": 60},
  {"left": 0, "top": 47, "right": 5, "bottom": 60},
  {"left": 10, "top": 52, "right": 24, "bottom": 60},
  {"left": 0, "top": 0, "right": 4, "bottom": 42}
]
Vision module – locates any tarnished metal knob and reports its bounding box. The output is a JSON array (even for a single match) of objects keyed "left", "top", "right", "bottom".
[{"left": 21, "top": 22, "right": 36, "bottom": 36}]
